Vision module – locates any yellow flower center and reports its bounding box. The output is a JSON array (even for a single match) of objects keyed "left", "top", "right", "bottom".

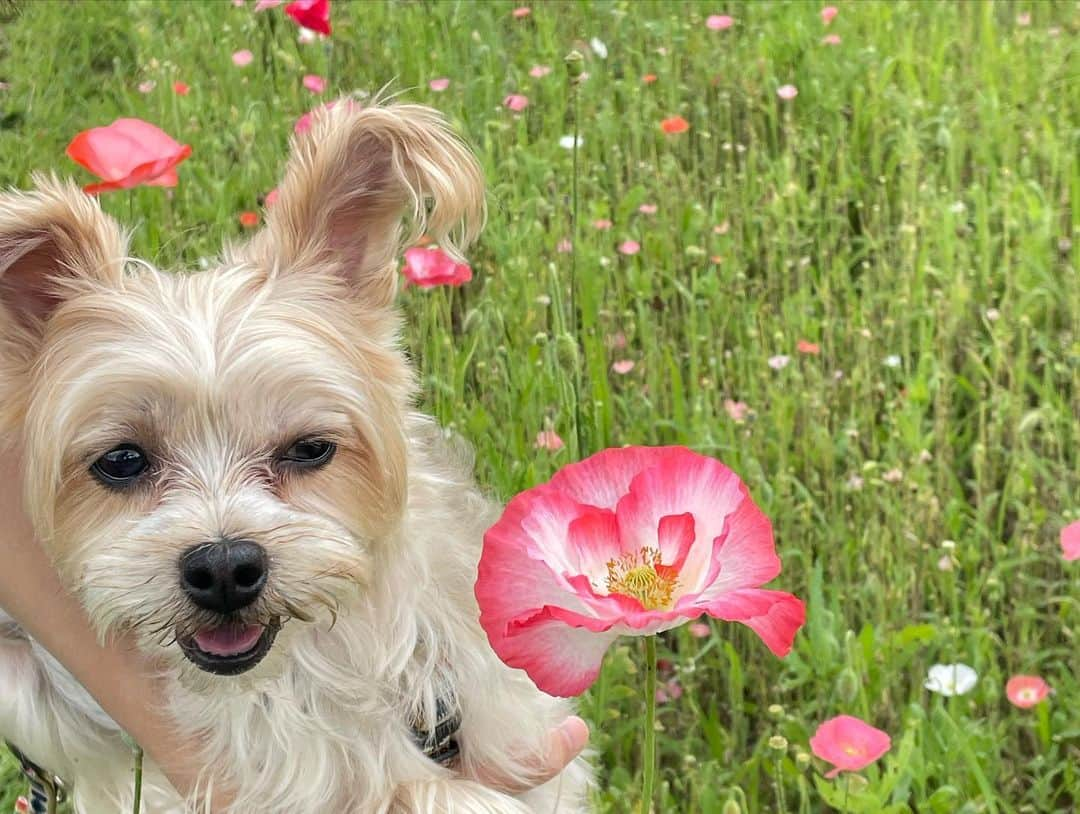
[{"left": 605, "top": 547, "right": 678, "bottom": 610}]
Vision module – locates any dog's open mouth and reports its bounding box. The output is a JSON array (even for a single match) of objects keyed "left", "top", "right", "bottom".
[{"left": 179, "top": 622, "right": 278, "bottom": 676}]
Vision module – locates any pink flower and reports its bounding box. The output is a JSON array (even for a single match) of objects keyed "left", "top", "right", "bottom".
[
  {"left": 797, "top": 339, "right": 821, "bottom": 355},
  {"left": 232, "top": 49, "right": 254, "bottom": 67},
  {"left": 66, "top": 118, "right": 192, "bottom": 194},
  {"left": 811, "top": 716, "right": 891, "bottom": 778},
  {"left": 611, "top": 359, "right": 635, "bottom": 375},
  {"left": 285, "top": 0, "right": 331, "bottom": 36},
  {"left": 429, "top": 77, "right": 450, "bottom": 92},
  {"left": 503, "top": 93, "right": 529, "bottom": 112},
  {"left": 768, "top": 355, "right": 791, "bottom": 370},
  {"left": 688, "top": 622, "right": 711, "bottom": 638},
  {"left": 534, "top": 430, "right": 565, "bottom": 451},
  {"left": 254, "top": 0, "right": 283, "bottom": 10},
  {"left": 618, "top": 240, "right": 641, "bottom": 255},
  {"left": 1006, "top": 675, "right": 1051, "bottom": 709},
  {"left": 303, "top": 74, "right": 326, "bottom": 94},
  {"left": 638, "top": 203, "right": 658, "bottom": 215},
  {"left": 592, "top": 218, "right": 613, "bottom": 231},
  {"left": 724, "top": 399, "right": 749, "bottom": 423},
  {"left": 137, "top": 80, "right": 156, "bottom": 94},
  {"left": 264, "top": 187, "right": 280, "bottom": 208},
  {"left": 529, "top": 65, "right": 552, "bottom": 78},
  {"left": 822, "top": 34, "right": 842, "bottom": 45},
  {"left": 820, "top": 6, "right": 838, "bottom": 25},
  {"left": 1061, "top": 521, "right": 1080, "bottom": 561},
  {"left": 294, "top": 99, "right": 357, "bottom": 134},
  {"left": 475, "top": 446, "right": 806, "bottom": 696},
  {"left": 777, "top": 84, "right": 798, "bottom": 101},
  {"left": 512, "top": 6, "right": 531, "bottom": 18},
  {"left": 706, "top": 15, "right": 734, "bottom": 30},
  {"left": 556, "top": 239, "right": 573, "bottom": 253},
  {"left": 401, "top": 246, "right": 472, "bottom": 288},
  {"left": 1016, "top": 12, "right": 1031, "bottom": 27}
]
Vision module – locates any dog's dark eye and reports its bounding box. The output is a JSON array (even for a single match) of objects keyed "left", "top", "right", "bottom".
[
  {"left": 91, "top": 444, "right": 150, "bottom": 487},
  {"left": 281, "top": 439, "right": 336, "bottom": 468}
]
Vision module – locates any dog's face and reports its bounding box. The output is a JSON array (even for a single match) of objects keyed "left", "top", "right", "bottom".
[{"left": 0, "top": 102, "right": 483, "bottom": 686}]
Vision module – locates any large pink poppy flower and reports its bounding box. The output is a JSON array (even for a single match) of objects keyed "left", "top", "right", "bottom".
[
  {"left": 285, "top": 0, "right": 331, "bottom": 36},
  {"left": 66, "top": 118, "right": 192, "bottom": 194},
  {"left": 810, "top": 715, "right": 891, "bottom": 778},
  {"left": 1061, "top": 520, "right": 1080, "bottom": 561},
  {"left": 401, "top": 246, "right": 472, "bottom": 287},
  {"left": 475, "top": 446, "right": 805, "bottom": 696}
]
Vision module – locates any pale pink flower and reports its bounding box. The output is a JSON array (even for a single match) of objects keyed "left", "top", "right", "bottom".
[
  {"left": 254, "top": 0, "right": 283, "bottom": 10},
  {"left": 534, "top": 430, "right": 565, "bottom": 451},
  {"left": 822, "top": 34, "right": 842, "bottom": 45},
  {"left": 612, "top": 360, "right": 635, "bottom": 375},
  {"left": 820, "top": 6, "right": 838, "bottom": 25},
  {"left": 556, "top": 239, "right": 573, "bottom": 253},
  {"left": 297, "top": 26, "right": 318, "bottom": 44},
  {"left": 713, "top": 221, "right": 730, "bottom": 235},
  {"left": 689, "top": 622, "right": 711, "bottom": 638},
  {"left": 1016, "top": 12, "right": 1031, "bottom": 27},
  {"left": 882, "top": 468, "right": 903, "bottom": 483},
  {"left": 777, "top": 84, "right": 798, "bottom": 101},
  {"left": 512, "top": 6, "right": 531, "bottom": 18},
  {"left": 474, "top": 446, "right": 806, "bottom": 696},
  {"left": 1062, "top": 520, "right": 1080, "bottom": 561},
  {"left": 592, "top": 218, "right": 613, "bottom": 231},
  {"left": 618, "top": 240, "right": 641, "bottom": 255},
  {"left": 429, "top": 78, "right": 450, "bottom": 92},
  {"left": 724, "top": 399, "right": 749, "bottom": 423},
  {"left": 638, "top": 203, "right": 658, "bottom": 215},
  {"left": 768, "top": 355, "right": 791, "bottom": 370},
  {"left": 503, "top": 93, "right": 529, "bottom": 112},
  {"left": 706, "top": 15, "right": 734, "bottom": 30},
  {"left": 232, "top": 49, "right": 254, "bottom": 67},
  {"left": 529, "top": 65, "right": 552, "bottom": 78},
  {"left": 607, "top": 331, "right": 627, "bottom": 349},
  {"left": 303, "top": 74, "right": 326, "bottom": 94},
  {"left": 810, "top": 716, "right": 891, "bottom": 779},
  {"left": 137, "top": 80, "right": 156, "bottom": 94}
]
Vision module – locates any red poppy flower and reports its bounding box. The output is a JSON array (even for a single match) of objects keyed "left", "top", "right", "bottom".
[
  {"left": 810, "top": 715, "right": 891, "bottom": 778},
  {"left": 173, "top": 81, "right": 190, "bottom": 96},
  {"left": 661, "top": 116, "right": 689, "bottom": 134},
  {"left": 797, "top": 339, "right": 821, "bottom": 355},
  {"left": 401, "top": 246, "right": 472, "bottom": 288},
  {"left": 1006, "top": 675, "right": 1051, "bottom": 709},
  {"left": 239, "top": 211, "right": 259, "bottom": 228},
  {"left": 285, "top": 0, "right": 331, "bottom": 36},
  {"left": 642, "top": 73, "right": 658, "bottom": 84},
  {"left": 475, "top": 446, "right": 805, "bottom": 696},
  {"left": 66, "top": 118, "right": 192, "bottom": 194}
]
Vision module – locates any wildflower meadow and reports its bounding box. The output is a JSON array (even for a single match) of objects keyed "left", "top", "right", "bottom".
[{"left": 0, "top": 1, "right": 1077, "bottom": 812}]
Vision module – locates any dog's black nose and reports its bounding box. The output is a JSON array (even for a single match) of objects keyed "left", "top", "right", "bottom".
[{"left": 180, "top": 539, "right": 267, "bottom": 614}]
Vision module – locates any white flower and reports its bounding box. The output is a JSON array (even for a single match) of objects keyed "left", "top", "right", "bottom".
[
  {"left": 559, "top": 135, "right": 583, "bottom": 150},
  {"left": 884, "top": 354, "right": 902, "bottom": 368},
  {"left": 590, "top": 37, "right": 608, "bottom": 59},
  {"left": 297, "top": 27, "right": 318, "bottom": 44},
  {"left": 767, "top": 354, "right": 791, "bottom": 370},
  {"left": 925, "top": 663, "right": 978, "bottom": 696}
]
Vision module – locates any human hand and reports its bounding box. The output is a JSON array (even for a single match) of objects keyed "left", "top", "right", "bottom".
[{"left": 474, "top": 716, "right": 590, "bottom": 794}]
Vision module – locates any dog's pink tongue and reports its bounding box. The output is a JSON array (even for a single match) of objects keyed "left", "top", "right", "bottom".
[{"left": 194, "top": 624, "right": 264, "bottom": 657}]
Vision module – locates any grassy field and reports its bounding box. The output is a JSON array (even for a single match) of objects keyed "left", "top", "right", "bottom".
[{"left": 1, "top": 0, "right": 1077, "bottom": 811}]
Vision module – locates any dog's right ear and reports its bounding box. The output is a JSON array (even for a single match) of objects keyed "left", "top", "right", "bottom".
[{"left": 0, "top": 175, "right": 127, "bottom": 349}]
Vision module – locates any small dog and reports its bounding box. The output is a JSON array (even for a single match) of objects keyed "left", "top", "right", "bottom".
[{"left": 0, "top": 101, "right": 590, "bottom": 813}]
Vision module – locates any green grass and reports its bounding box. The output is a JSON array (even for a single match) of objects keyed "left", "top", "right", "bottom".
[{"left": 0, "top": 1, "right": 1077, "bottom": 811}]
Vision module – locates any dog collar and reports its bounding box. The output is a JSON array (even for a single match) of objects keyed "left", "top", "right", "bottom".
[
  {"left": 411, "top": 692, "right": 461, "bottom": 767},
  {"left": 5, "top": 741, "right": 64, "bottom": 814}
]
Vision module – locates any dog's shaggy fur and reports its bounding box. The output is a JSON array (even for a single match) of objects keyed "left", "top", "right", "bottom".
[{"left": 0, "top": 102, "right": 590, "bottom": 813}]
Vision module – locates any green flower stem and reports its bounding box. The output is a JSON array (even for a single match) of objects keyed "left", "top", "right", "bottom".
[
  {"left": 641, "top": 634, "right": 658, "bottom": 813},
  {"left": 132, "top": 744, "right": 143, "bottom": 814}
]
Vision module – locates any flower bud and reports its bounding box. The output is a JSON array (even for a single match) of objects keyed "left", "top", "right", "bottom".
[
  {"left": 555, "top": 333, "right": 581, "bottom": 370},
  {"left": 835, "top": 667, "right": 860, "bottom": 704},
  {"left": 795, "top": 751, "right": 811, "bottom": 770},
  {"left": 721, "top": 800, "right": 742, "bottom": 814},
  {"left": 768, "top": 735, "right": 788, "bottom": 752},
  {"left": 767, "top": 703, "right": 785, "bottom": 720},
  {"left": 564, "top": 50, "right": 586, "bottom": 82}
]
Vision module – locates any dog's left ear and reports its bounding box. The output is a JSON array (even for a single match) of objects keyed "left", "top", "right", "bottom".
[
  {"left": 0, "top": 175, "right": 127, "bottom": 342},
  {"left": 248, "top": 100, "right": 485, "bottom": 306}
]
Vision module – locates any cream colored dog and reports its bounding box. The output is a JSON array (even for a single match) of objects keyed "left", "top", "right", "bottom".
[{"left": 0, "top": 101, "right": 590, "bottom": 813}]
